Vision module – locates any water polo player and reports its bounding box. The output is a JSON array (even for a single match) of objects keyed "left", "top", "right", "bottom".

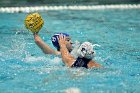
[
  {"left": 58, "top": 34, "right": 101, "bottom": 68},
  {"left": 33, "top": 32, "right": 73, "bottom": 55},
  {"left": 34, "top": 32, "right": 101, "bottom": 68}
]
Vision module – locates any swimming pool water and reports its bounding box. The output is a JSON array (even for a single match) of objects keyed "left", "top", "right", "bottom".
[{"left": 0, "top": 9, "right": 140, "bottom": 93}]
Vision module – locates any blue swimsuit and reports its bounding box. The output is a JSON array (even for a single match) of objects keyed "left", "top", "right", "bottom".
[{"left": 71, "top": 57, "right": 91, "bottom": 68}]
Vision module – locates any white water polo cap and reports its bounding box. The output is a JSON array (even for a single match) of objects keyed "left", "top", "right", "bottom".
[{"left": 77, "top": 42, "right": 95, "bottom": 59}]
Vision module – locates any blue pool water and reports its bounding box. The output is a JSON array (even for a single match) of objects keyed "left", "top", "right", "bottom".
[{"left": 0, "top": 9, "right": 140, "bottom": 93}]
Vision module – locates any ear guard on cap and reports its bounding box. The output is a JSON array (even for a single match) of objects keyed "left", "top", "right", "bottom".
[
  {"left": 77, "top": 42, "right": 95, "bottom": 59},
  {"left": 24, "top": 13, "right": 44, "bottom": 33}
]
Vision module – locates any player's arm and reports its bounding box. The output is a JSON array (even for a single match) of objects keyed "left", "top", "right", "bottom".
[
  {"left": 58, "top": 35, "right": 76, "bottom": 67},
  {"left": 87, "top": 60, "right": 101, "bottom": 68},
  {"left": 34, "top": 33, "right": 60, "bottom": 55}
]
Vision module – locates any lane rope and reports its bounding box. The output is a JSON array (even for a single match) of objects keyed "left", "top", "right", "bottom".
[{"left": 0, "top": 4, "right": 140, "bottom": 13}]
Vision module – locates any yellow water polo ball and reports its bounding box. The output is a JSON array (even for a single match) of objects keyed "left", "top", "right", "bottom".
[{"left": 24, "top": 13, "right": 44, "bottom": 33}]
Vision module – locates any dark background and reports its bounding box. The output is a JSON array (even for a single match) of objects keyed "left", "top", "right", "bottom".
[{"left": 0, "top": 0, "right": 140, "bottom": 7}]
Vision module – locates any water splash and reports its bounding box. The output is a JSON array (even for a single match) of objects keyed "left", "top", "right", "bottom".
[{"left": 64, "top": 87, "right": 81, "bottom": 93}]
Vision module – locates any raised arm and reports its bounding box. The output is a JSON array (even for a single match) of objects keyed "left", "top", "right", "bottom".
[
  {"left": 34, "top": 33, "right": 60, "bottom": 55},
  {"left": 58, "top": 34, "right": 76, "bottom": 67}
]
